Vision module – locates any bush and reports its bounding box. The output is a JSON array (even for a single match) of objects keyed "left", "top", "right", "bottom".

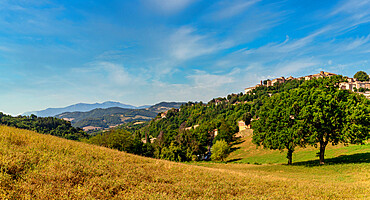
[{"left": 211, "top": 140, "right": 230, "bottom": 161}]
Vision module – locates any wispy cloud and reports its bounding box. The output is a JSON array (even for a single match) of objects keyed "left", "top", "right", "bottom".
[
  {"left": 169, "top": 26, "right": 232, "bottom": 60},
  {"left": 242, "top": 27, "right": 330, "bottom": 55},
  {"left": 330, "top": 0, "right": 370, "bottom": 19},
  {"left": 208, "top": 0, "right": 261, "bottom": 20},
  {"left": 188, "top": 69, "right": 236, "bottom": 89},
  {"left": 273, "top": 60, "right": 319, "bottom": 76},
  {"left": 145, "top": 0, "right": 196, "bottom": 14},
  {"left": 338, "top": 34, "right": 370, "bottom": 51}
]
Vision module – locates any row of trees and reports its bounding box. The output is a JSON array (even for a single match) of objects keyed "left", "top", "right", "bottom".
[
  {"left": 252, "top": 75, "right": 370, "bottom": 164},
  {"left": 0, "top": 113, "right": 88, "bottom": 140}
]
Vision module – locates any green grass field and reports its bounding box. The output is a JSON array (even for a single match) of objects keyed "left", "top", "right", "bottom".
[
  {"left": 228, "top": 129, "right": 370, "bottom": 165},
  {"left": 0, "top": 126, "right": 369, "bottom": 199}
]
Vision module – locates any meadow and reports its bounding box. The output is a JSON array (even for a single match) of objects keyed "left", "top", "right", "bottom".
[
  {"left": 0, "top": 126, "right": 369, "bottom": 199},
  {"left": 228, "top": 129, "right": 370, "bottom": 165}
]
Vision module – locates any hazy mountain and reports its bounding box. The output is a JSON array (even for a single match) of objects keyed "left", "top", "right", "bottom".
[{"left": 23, "top": 101, "right": 139, "bottom": 117}]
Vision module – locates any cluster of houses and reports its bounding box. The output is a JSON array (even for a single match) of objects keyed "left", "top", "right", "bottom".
[
  {"left": 244, "top": 71, "right": 370, "bottom": 99},
  {"left": 244, "top": 71, "right": 337, "bottom": 93},
  {"left": 339, "top": 78, "right": 370, "bottom": 90}
]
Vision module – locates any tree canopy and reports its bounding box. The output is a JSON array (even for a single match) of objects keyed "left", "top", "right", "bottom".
[
  {"left": 211, "top": 140, "right": 230, "bottom": 162},
  {"left": 252, "top": 76, "right": 370, "bottom": 164},
  {"left": 0, "top": 113, "right": 87, "bottom": 140},
  {"left": 354, "top": 71, "right": 369, "bottom": 81},
  {"left": 252, "top": 89, "right": 306, "bottom": 164}
]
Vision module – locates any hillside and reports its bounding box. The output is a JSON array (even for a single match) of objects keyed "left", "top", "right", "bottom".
[
  {"left": 56, "top": 102, "right": 184, "bottom": 131},
  {"left": 1, "top": 126, "right": 369, "bottom": 199},
  {"left": 138, "top": 78, "right": 307, "bottom": 162},
  {"left": 145, "top": 102, "right": 185, "bottom": 113},
  {"left": 136, "top": 75, "right": 369, "bottom": 163},
  {"left": 23, "top": 101, "right": 140, "bottom": 117},
  {"left": 228, "top": 129, "right": 370, "bottom": 165}
]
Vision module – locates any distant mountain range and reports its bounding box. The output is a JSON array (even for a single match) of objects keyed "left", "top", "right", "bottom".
[
  {"left": 22, "top": 101, "right": 151, "bottom": 117},
  {"left": 54, "top": 102, "right": 184, "bottom": 131}
]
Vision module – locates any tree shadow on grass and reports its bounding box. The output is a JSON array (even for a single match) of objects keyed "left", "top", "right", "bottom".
[
  {"left": 231, "top": 136, "right": 245, "bottom": 146},
  {"left": 292, "top": 153, "right": 370, "bottom": 167},
  {"left": 226, "top": 158, "right": 242, "bottom": 163}
]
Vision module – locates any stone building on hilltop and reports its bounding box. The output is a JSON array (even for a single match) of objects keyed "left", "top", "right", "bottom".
[{"left": 339, "top": 78, "right": 370, "bottom": 91}]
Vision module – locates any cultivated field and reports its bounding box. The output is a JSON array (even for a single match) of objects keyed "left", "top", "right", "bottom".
[{"left": 0, "top": 126, "right": 369, "bottom": 199}]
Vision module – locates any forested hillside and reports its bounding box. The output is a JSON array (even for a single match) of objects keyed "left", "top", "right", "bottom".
[
  {"left": 0, "top": 113, "right": 87, "bottom": 140},
  {"left": 136, "top": 78, "right": 306, "bottom": 161},
  {"left": 56, "top": 102, "right": 184, "bottom": 130},
  {"left": 57, "top": 107, "right": 157, "bottom": 128}
]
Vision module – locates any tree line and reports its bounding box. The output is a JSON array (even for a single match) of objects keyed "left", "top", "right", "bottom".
[{"left": 0, "top": 113, "right": 88, "bottom": 140}]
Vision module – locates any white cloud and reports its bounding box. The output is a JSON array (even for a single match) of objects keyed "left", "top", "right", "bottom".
[
  {"left": 244, "top": 27, "right": 330, "bottom": 55},
  {"left": 145, "top": 0, "right": 196, "bottom": 14},
  {"left": 327, "top": 0, "right": 370, "bottom": 32},
  {"left": 330, "top": 0, "right": 370, "bottom": 18},
  {"left": 72, "top": 62, "right": 135, "bottom": 87},
  {"left": 210, "top": 0, "right": 260, "bottom": 20},
  {"left": 169, "top": 26, "right": 232, "bottom": 60},
  {"left": 188, "top": 69, "right": 236, "bottom": 89},
  {"left": 341, "top": 35, "right": 370, "bottom": 51},
  {"left": 0, "top": 46, "right": 12, "bottom": 52},
  {"left": 273, "top": 60, "right": 319, "bottom": 76},
  {"left": 142, "top": 69, "right": 240, "bottom": 103}
]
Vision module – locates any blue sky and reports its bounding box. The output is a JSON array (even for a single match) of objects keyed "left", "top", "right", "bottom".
[{"left": 0, "top": 0, "right": 369, "bottom": 115}]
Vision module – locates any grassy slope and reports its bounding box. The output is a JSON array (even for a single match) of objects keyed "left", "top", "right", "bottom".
[
  {"left": 228, "top": 129, "right": 370, "bottom": 165},
  {"left": 0, "top": 126, "right": 369, "bottom": 199}
]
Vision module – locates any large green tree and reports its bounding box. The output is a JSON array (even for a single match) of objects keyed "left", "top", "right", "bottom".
[
  {"left": 252, "top": 90, "right": 306, "bottom": 165},
  {"left": 354, "top": 71, "right": 369, "bottom": 81},
  {"left": 253, "top": 76, "right": 370, "bottom": 164},
  {"left": 299, "top": 76, "right": 369, "bottom": 164}
]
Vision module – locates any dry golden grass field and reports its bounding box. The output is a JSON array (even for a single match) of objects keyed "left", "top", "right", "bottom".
[{"left": 0, "top": 126, "right": 369, "bottom": 199}]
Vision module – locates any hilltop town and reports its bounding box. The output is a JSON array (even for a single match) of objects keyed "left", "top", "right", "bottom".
[{"left": 245, "top": 71, "right": 370, "bottom": 99}]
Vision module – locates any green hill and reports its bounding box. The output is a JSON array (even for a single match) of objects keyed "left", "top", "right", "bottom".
[
  {"left": 0, "top": 126, "right": 369, "bottom": 199},
  {"left": 228, "top": 129, "right": 370, "bottom": 165}
]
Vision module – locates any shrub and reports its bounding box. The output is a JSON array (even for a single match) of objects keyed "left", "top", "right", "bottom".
[{"left": 211, "top": 140, "right": 230, "bottom": 162}]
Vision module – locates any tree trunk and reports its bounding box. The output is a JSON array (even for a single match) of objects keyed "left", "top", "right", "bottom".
[
  {"left": 287, "top": 149, "right": 293, "bottom": 165},
  {"left": 319, "top": 141, "right": 328, "bottom": 165}
]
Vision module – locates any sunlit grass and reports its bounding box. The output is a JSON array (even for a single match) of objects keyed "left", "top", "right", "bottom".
[
  {"left": 228, "top": 129, "right": 370, "bottom": 165},
  {"left": 0, "top": 126, "right": 369, "bottom": 199}
]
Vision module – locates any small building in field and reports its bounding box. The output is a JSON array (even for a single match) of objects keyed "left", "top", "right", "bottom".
[{"left": 238, "top": 120, "right": 250, "bottom": 131}]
